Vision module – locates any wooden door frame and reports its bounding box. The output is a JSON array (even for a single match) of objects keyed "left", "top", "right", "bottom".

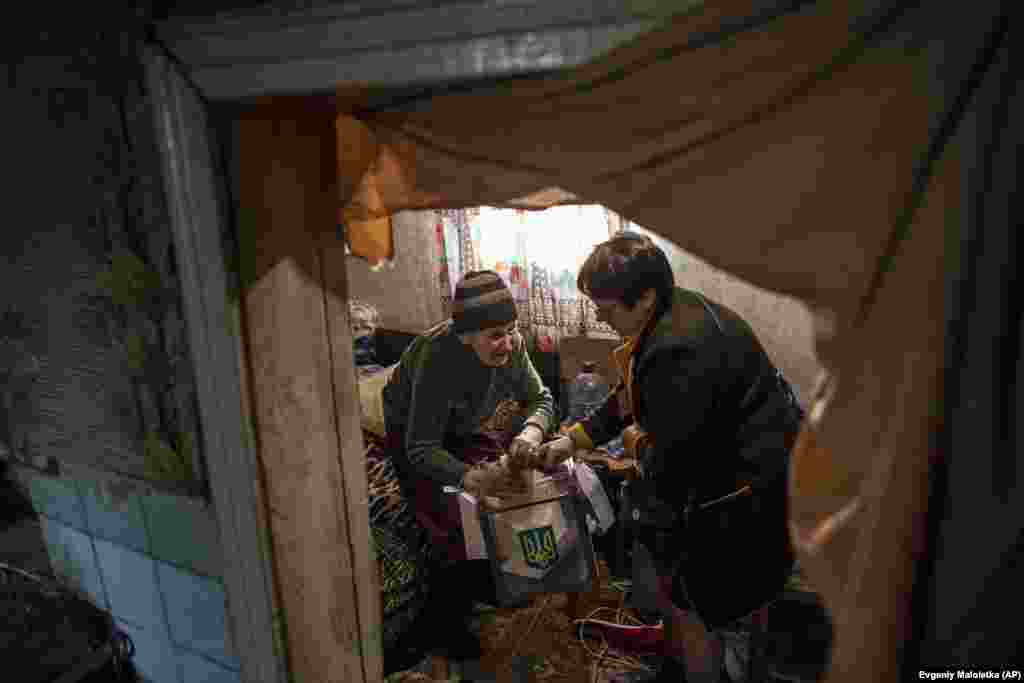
[
  {"left": 144, "top": 47, "right": 288, "bottom": 683},
  {"left": 143, "top": 3, "right": 659, "bottom": 681}
]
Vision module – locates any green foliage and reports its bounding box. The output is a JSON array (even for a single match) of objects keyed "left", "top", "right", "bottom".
[
  {"left": 222, "top": 239, "right": 243, "bottom": 303},
  {"left": 124, "top": 332, "right": 148, "bottom": 375},
  {"left": 96, "top": 248, "right": 166, "bottom": 313},
  {"left": 93, "top": 250, "right": 176, "bottom": 389},
  {"left": 271, "top": 611, "right": 289, "bottom": 675},
  {"left": 92, "top": 247, "right": 197, "bottom": 487},
  {"left": 143, "top": 431, "right": 195, "bottom": 484}
]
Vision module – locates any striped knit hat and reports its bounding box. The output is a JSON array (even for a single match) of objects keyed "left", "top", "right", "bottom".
[{"left": 451, "top": 270, "right": 518, "bottom": 334}]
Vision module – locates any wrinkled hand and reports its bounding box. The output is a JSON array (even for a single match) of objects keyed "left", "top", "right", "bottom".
[
  {"left": 462, "top": 459, "right": 528, "bottom": 500},
  {"left": 533, "top": 435, "right": 575, "bottom": 470},
  {"left": 508, "top": 425, "right": 544, "bottom": 471}
]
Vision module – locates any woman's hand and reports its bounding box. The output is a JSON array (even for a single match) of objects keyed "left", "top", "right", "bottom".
[
  {"left": 508, "top": 424, "right": 544, "bottom": 470},
  {"left": 534, "top": 435, "right": 575, "bottom": 469},
  {"left": 462, "top": 459, "right": 528, "bottom": 499}
]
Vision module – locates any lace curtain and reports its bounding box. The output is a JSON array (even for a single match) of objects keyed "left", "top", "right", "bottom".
[{"left": 434, "top": 205, "right": 627, "bottom": 350}]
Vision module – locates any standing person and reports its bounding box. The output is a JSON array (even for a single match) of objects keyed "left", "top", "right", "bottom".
[
  {"left": 382, "top": 270, "right": 557, "bottom": 660},
  {"left": 536, "top": 233, "right": 803, "bottom": 682}
]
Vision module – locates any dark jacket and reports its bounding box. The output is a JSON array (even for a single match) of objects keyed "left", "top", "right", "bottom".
[{"left": 580, "top": 287, "right": 802, "bottom": 626}]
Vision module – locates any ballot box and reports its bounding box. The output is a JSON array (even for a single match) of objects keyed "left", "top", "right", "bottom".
[{"left": 474, "top": 461, "right": 597, "bottom": 606}]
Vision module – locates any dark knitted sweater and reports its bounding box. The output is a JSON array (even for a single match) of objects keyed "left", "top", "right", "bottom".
[{"left": 382, "top": 320, "right": 555, "bottom": 488}]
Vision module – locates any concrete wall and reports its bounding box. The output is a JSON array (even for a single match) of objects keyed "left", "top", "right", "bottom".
[
  {"left": 345, "top": 211, "right": 445, "bottom": 334},
  {"left": 636, "top": 228, "right": 822, "bottom": 407}
]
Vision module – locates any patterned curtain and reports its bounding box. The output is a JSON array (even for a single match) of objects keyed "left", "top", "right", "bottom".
[
  {"left": 434, "top": 208, "right": 481, "bottom": 318},
  {"left": 435, "top": 205, "right": 622, "bottom": 349},
  {"left": 434, "top": 212, "right": 452, "bottom": 316}
]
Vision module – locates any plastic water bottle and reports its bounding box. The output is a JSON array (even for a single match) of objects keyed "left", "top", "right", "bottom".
[{"left": 568, "top": 361, "right": 610, "bottom": 423}]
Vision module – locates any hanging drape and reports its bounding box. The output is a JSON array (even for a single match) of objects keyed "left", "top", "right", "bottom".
[{"left": 330, "top": 1, "right": 1016, "bottom": 678}]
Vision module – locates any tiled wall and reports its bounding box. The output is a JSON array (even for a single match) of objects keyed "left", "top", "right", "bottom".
[{"left": 12, "top": 464, "right": 240, "bottom": 683}]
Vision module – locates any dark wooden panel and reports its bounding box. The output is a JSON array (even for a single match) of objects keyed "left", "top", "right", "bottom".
[
  {"left": 160, "top": 0, "right": 653, "bottom": 65},
  {"left": 153, "top": 0, "right": 672, "bottom": 98},
  {"left": 156, "top": 0, "right": 466, "bottom": 26}
]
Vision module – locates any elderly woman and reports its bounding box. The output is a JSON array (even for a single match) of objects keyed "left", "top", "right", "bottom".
[
  {"left": 382, "top": 270, "right": 556, "bottom": 660},
  {"left": 537, "top": 233, "right": 803, "bottom": 682}
]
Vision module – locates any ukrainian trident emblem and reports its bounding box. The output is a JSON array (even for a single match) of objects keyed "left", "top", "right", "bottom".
[{"left": 518, "top": 525, "right": 558, "bottom": 572}]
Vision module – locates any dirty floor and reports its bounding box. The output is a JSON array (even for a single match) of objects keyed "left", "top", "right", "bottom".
[
  {"left": 388, "top": 560, "right": 662, "bottom": 683},
  {"left": 386, "top": 560, "right": 832, "bottom": 683}
]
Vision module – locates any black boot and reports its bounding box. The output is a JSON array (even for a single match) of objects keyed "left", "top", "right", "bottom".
[
  {"left": 443, "top": 620, "right": 484, "bottom": 661},
  {"left": 654, "top": 651, "right": 730, "bottom": 683},
  {"left": 403, "top": 598, "right": 483, "bottom": 661},
  {"left": 422, "top": 559, "right": 493, "bottom": 661},
  {"left": 654, "top": 656, "right": 688, "bottom": 682}
]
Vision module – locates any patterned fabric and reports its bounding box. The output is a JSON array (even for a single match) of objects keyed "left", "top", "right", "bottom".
[
  {"left": 434, "top": 214, "right": 453, "bottom": 318},
  {"left": 434, "top": 206, "right": 621, "bottom": 349},
  {"left": 478, "top": 398, "right": 526, "bottom": 435},
  {"left": 366, "top": 399, "right": 529, "bottom": 660},
  {"left": 434, "top": 209, "right": 481, "bottom": 319},
  {"left": 365, "top": 432, "right": 432, "bottom": 654}
]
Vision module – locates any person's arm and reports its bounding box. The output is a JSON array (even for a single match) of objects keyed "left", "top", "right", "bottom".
[
  {"left": 514, "top": 335, "right": 556, "bottom": 438},
  {"left": 568, "top": 381, "right": 629, "bottom": 450},
  {"left": 533, "top": 382, "right": 626, "bottom": 469},
  {"left": 401, "top": 346, "right": 471, "bottom": 488}
]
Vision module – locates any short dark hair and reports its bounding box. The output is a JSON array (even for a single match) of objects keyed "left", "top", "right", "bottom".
[{"left": 577, "top": 232, "right": 674, "bottom": 311}]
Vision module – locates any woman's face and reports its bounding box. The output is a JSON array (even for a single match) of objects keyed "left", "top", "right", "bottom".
[
  {"left": 466, "top": 321, "right": 519, "bottom": 367},
  {"left": 591, "top": 289, "right": 656, "bottom": 338}
]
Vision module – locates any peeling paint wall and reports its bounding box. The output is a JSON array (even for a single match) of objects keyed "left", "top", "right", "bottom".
[
  {"left": 345, "top": 211, "right": 445, "bottom": 335},
  {"left": 5, "top": 29, "right": 202, "bottom": 487}
]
